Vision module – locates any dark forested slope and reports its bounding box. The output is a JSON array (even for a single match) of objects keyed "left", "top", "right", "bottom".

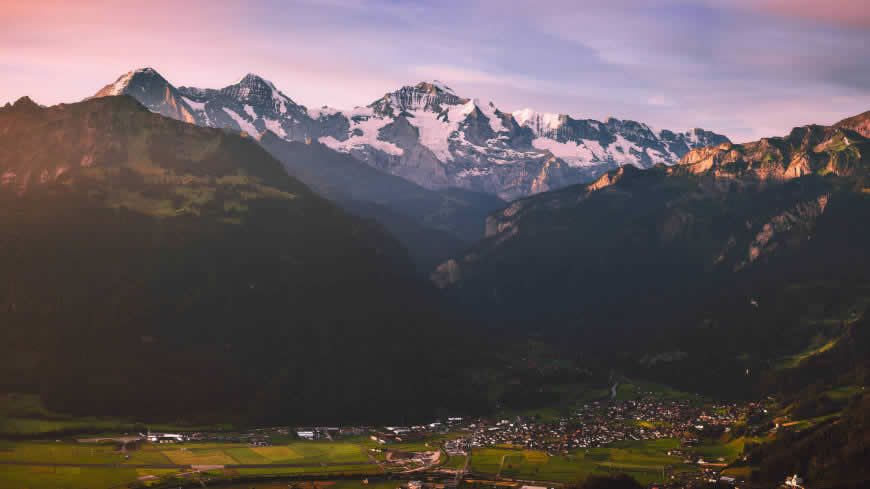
[{"left": 0, "top": 95, "right": 482, "bottom": 424}]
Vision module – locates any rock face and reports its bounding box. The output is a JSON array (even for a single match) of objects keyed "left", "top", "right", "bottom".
[
  {"left": 94, "top": 68, "right": 198, "bottom": 124},
  {"left": 94, "top": 69, "right": 730, "bottom": 200},
  {"left": 677, "top": 125, "right": 870, "bottom": 180},
  {"left": 432, "top": 115, "right": 870, "bottom": 322}
]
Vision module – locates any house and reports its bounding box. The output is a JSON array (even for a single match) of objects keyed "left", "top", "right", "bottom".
[
  {"left": 143, "top": 433, "right": 186, "bottom": 443},
  {"left": 297, "top": 430, "right": 316, "bottom": 440},
  {"left": 371, "top": 433, "right": 399, "bottom": 444}
]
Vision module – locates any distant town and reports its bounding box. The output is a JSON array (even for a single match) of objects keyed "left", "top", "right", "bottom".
[{"left": 133, "top": 390, "right": 770, "bottom": 488}]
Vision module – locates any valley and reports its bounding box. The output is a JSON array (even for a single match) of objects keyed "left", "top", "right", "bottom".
[{"left": 3, "top": 17, "right": 870, "bottom": 488}]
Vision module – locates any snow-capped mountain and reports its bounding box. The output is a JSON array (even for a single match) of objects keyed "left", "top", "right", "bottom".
[
  {"left": 511, "top": 109, "right": 729, "bottom": 169},
  {"left": 94, "top": 68, "right": 729, "bottom": 200}
]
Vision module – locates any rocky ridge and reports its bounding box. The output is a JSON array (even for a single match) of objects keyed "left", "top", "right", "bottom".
[{"left": 94, "top": 68, "right": 730, "bottom": 200}]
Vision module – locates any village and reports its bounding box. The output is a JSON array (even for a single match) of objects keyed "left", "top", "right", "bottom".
[
  {"left": 132, "top": 393, "right": 763, "bottom": 488},
  {"left": 468, "top": 398, "right": 755, "bottom": 454}
]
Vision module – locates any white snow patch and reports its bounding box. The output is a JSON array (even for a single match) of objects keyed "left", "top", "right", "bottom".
[
  {"left": 428, "top": 80, "right": 455, "bottom": 93},
  {"left": 181, "top": 96, "right": 206, "bottom": 112},
  {"left": 319, "top": 114, "right": 403, "bottom": 156},
  {"left": 404, "top": 104, "right": 470, "bottom": 161},
  {"left": 222, "top": 107, "right": 260, "bottom": 137},
  {"left": 105, "top": 71, "right": 135, "bottom": 96},
  {"left": 532, "top": 137, "right": 601, "bottom": 167},
  {"left": 479, "top": 101, "right": 505, "bottom": 133},
  {"left": 609, "top": 134, "right": 642, "bottom": 167},
  {"left": 263, "top": 118, "right": 286, "bottom": 138},
  {"left": 512, "top": 109, "right": 563, "bottom": 132},
  {"left": 308, "top": 106, "right": 341, "bottom": 119},
  {"left": 457, "top": 167, "right": 492, "bottom": 178},
  {"left": 244, "top": 104, "right": 259, "bottom": 120}
]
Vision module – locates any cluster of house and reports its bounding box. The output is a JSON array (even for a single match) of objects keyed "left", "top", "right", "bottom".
[
  {"left": 139, "top": 432, "right": 187, "bottom": 444},
  {"left": 444, "top": 437, "right": 470, "bottom": 456},
  {"left": 468, "top": 398, "right": 756, "bottom": 454},
  {"left": 297, "top": 426, "right": 368, "bottom": 440},
  {"left": 365, "top": 419, "right": 465, "bottom": 445}
]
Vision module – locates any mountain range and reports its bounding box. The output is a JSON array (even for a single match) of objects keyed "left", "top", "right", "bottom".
[
  {"left": 95, "top": 68, "right": 729, "bottom": 201},
  {"left": 4, "top": 67, "right": 870, "bottom": 487},
  {"left": 432, "top": 109, "right": 870, "bottom": 393},
  {"left": 0, "top": 95, "right": 480, "bottom": 424}
]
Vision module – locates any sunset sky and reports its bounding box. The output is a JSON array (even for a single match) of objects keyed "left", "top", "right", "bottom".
[{"left": 2, "top": 0, "right": 869, "bottom": 142}]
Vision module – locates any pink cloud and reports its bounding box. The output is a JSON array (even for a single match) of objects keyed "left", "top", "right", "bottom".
[{"left": 728, "top": 0, "right": 870, "bottom": 28}]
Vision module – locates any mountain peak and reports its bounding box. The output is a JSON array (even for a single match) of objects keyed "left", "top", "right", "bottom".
[
  {"left": 231, "top": 73, "right": 274, "bottom": 87},
  {"left": 371, "top": 81, "right": 469, "bottom": 116},
  {"left": 414, "top": 80, "right": 455, "bottom": 94},
  {"left": 12, "top": 96, "right": 40, "bottom": 109},
  {"left": 94, "top": 67, "right": 168, "bottom": 98},
  {"left": 222, "top": 73, "right": 293, "bottom": 108},
  {"left": 511, "top": 108, "right": 564, "bottom": 130}
]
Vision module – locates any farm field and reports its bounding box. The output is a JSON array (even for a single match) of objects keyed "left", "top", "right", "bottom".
[
  {"left": 0, "top": 441, "right": 130, "bottom": 465},
  {"left": 217, "top": 479, "right": 400, "bottom": 489},
  {"left": 0, "top": 440, "right": 371, "bottom": 467},
  {"left": 0, "top": 465, "right": 140, "bottom": 489},
  {"left": 0, "top": 439, "right": 378, "bottom": 489},
  {"left": 343, "top": 432, "right": 465, "bottom": 453},
  {"left": 692, "top": 437, "right": 753, "bottom": 463},
  {"left": 472, "top": 439, "right": 699, "bottom": 486},
  {"left": 443, "top": 454, "right": 467, "bottom": 469}
]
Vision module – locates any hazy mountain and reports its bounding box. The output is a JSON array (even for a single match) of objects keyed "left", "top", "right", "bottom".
[
  {"left": 0, "top": 94, "right": 482, "bottom": 424},
  {"left": 95, "top": 69, "right": 729, "bottom": 200},
  {"left": 95, "top": 69, "right": 505, "bottom": 267},
  {"left": 257, "top": 132, "right": 504, "bottom": 268}
]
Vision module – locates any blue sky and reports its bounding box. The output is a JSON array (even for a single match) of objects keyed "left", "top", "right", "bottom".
[{"left": 2, "top": 0, "right": 869, "bottom": 141}]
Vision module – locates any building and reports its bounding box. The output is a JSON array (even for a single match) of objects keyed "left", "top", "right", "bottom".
[
  {"left": 297, "top": 430, "right": 316, "bottom": 440},
  {"left": 142, "top": 432, "right": 187, "bottom": 443}
]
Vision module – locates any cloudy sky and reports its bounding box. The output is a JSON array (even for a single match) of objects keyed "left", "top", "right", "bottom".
[{"left": 2, "top": 0, "right": 869, "bottom": 141}]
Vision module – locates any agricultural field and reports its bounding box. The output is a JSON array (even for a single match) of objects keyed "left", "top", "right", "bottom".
[
  {"left": 232, "top": 464, "right": 381, "bottom": 476},
  {"left": 473, "top": 439, "right": 699, "bottom": 486},
  {"left": 692, "top": 437, "right": 754, "bottom": 463},
  {"left": 443, "top": 454, "right": 467, "bottom": 469},
  {"left": 0, "top": 441, "right": 130, "bottom": 465},
  {"left": 469, "top": 447, "right": 514, "bottom": 475},
  {"left": 217, "top": 480, "right": 401, "bottom": 489},
  {"left": 0, "top": 465, "right": 141, "bottom": 489},
  {"left": 0, "top": 439, "right": 370, "bottom": 467},
  {"left": 344, "top": 432, "right": 464, "bottom": 453}
]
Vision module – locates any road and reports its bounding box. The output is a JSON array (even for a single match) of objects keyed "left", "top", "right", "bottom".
[{"left": 0, "top": 460, "right": 377, "bottom": 469}]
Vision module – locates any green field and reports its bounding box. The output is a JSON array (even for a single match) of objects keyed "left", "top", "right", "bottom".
[
  {"left": 693, "top": 437, "right": 751, "bottom": 463},
  {"left": 233, "top": 464, "right": 380, "bottom": 476},
  {"left": 217, "top": 480, "right": 399, "bottom": 489},
  {"left": 0, "top": 441, "right": 129, "bottom": 465},
  {"left": 0, "top": 465, "right": 140, "bottom": 489},
  {"left": 343, "top": 432, "right": 463, "bottom": 453},
  {"left": 444, "top": 454, "right": 467, "bottom": 469},
  {"left": 472, "top": 439, "right": 698, "bottom": 485},
  {"left": 153, "top": 440, "right": 370, "bottom": 466}
]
